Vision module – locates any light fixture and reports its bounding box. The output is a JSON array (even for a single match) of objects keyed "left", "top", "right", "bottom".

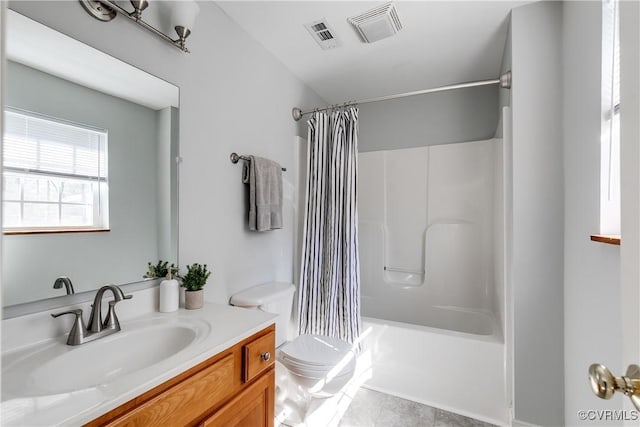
[
  {"left": 170, "top": 1, "right": 200, "bottom": 52},
  {"left": 129, "top": 0, "right": 148, "bottom": 21},
  {"left": 79, "top": 0, "right": 199, "bottom": 53}
]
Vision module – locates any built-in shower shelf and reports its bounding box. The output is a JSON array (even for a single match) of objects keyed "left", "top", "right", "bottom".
[
  {"left": 383, "top": 266, "right": 424, "bottom": 286},
  {"left": 384, "top": 266, "right": 425, "bottom": 275},
  {"left": 590, "top": 234, "right": 621, "bottom": 245}
]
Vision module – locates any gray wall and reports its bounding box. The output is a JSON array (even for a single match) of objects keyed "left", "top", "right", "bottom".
[
  {"left": 495, "top": 19, "right": 512, "bottom": 139},
  {"left": 562, "top": 2, "right": 623, "bottom": 425},
  {"left": 4, "top": 60, "right": 160, "bottom": 305},
  {"left": 499, "top": 22, "right": 512, "bottom": 111},
  {"left": 7, "top": 1, "right": 326, "bottom": 303},
  {"left": 511, "top": 2, "right": 565, "bottom": 425},
  {"left": 497, "top": 14, "right": 512, "bottom": 414},
  {"left": 359, "top": 85, "right": 499, "bottom": 152}
]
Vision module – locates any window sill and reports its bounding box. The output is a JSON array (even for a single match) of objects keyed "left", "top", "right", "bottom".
[
  {"left": 3, "top": 228, "right": 110, "bottom": 235},
  {"left": 590, "top": 234, "right": 621, "bottom": 245}
]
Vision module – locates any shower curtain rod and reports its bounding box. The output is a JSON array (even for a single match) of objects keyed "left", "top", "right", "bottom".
[{"left": 291, "top": 71, "right": 512, "bottom": 121}]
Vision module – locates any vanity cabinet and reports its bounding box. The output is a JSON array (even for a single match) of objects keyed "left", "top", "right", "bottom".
[
  {"left": 201, "top": 370, "right": 274, "bottom": 427},
  {"left": 86, "top": 325, "right": 275, "bottom": 427}
]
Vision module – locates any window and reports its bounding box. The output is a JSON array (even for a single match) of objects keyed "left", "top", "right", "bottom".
[
  {"left": 600, "top": 0, "right": 620, "bottom": 236},
  {"left": 2, "top": 109, "right": 109, "bottom": 233}
]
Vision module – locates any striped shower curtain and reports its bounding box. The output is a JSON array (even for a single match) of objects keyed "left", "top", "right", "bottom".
[{"left": 298, "top": 107, "right": 361, "bottom": 344}]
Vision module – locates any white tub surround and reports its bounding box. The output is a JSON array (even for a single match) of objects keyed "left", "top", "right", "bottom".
[
  {"left": 1, "top": 287, "right": 277, "bottom": 426},
  {"left": 358, "top": 139, "right": 502, "bottom": 328},
  {"left": 356, "top": 138, "right": 508, "bottom": 425}
]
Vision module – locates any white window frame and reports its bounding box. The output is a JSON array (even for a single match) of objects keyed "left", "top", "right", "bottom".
[
  {"left": 600, "top": 0, "right": 621, "bottom": 236},
  {"left": 2, "top": 108, "right": 109, "bottom": 233}
]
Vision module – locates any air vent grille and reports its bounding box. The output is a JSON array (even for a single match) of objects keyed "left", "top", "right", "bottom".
[
  {"left": 305, "top": 19, "right": 340, "bottom": 50},
  {"left": 348, "top": 2, "right": 403, "bottom": 44},
  {"left": 311, "top": 23, "right": 334, "bottom": 41}
]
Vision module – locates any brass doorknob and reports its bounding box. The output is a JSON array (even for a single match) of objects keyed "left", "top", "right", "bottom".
[{"left": 589, "top": 363, "right": 640, "bottom": 410}]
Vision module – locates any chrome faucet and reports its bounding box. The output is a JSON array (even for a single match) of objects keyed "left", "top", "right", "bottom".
[
  {"left": 53, "top": 276, "right": 75, "bottom": 295},
  {"left": 51, "top": 284, "right": 132, "bottom": 346}
]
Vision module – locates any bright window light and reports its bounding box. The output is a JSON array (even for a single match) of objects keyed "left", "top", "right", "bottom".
[
  {"left": 2, "top": 109, "right": 109, "bottom": 232},
  {"left": 600, "top": 0, "right": 620, "bottom": 235}
]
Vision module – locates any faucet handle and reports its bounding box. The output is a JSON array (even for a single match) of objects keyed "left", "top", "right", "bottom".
[
  {"left": 51, "top": 309, "right": 88, "bottom": 346},
  {"left": 103, "top": 301, "right": 122, "bottom": 331},
  {"left": 101, "top": 287, "right": 131, "bottom": 330},
  {"left": 51, "top": 308, "right": 83, "bottom": 318}
]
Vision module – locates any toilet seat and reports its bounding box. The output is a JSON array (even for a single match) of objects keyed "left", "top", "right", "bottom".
[
  {"left": 278, "top": 334, "right": 356, "bottom": 378},
  {"left": 279, "top": 334, "right": 353, "bottom": 366}
]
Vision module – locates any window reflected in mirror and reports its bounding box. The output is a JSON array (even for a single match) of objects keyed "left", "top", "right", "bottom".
[{"left": 3, "top": 108, "right": 109, "bottom": 233}]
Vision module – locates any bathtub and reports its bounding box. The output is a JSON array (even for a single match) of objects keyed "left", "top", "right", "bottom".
[{"left": 356, "top": 306, "right": 508, "bottom": 426}]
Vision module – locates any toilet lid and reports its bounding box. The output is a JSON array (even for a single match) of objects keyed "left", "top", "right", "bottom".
[{"left": 279, "top": 334, "right": 353, "bottom": 367}]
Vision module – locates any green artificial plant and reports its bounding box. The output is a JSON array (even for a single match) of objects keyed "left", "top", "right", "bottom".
[{"left": 180, "top": 263, "right": 212, "bottom": 292}]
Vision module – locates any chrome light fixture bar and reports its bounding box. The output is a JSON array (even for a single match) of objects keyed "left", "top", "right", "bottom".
[{"left": 79, "top": 0, "right": 198, "bottom": 53}]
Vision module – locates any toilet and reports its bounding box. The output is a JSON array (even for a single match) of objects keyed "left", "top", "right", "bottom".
[{"left": 230, "top": 282, "right": 356, "bottom": 398}]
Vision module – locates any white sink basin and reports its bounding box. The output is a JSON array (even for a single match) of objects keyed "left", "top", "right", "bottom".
[{"left": 2, "top": 316, "right": 210, "bottom": 399}]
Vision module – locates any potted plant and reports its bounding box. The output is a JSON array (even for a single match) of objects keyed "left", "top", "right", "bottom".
[{"left": 180, "top": 263, "right": 211, "bottom": 309}]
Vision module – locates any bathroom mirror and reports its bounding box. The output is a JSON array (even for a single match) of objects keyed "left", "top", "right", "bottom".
[{"left": 2, "top": 10, "right": 179, "bottom": 311}]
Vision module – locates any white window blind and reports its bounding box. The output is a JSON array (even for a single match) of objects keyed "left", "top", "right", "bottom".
[
  {"left": 4, "top": 109, "right": 107, "bottom": 180},
  {"left": 2, "top": 109, "right": 109, "bottom": 232}
]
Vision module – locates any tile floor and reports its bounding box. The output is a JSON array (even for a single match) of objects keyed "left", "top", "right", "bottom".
[{"left": 337, "top": 388, "right": 497, "bottom": 427}]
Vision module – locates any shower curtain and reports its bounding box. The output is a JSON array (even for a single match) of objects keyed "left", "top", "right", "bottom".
[{"left": 298, "top": 107, "right": 361, "bottom": 344}]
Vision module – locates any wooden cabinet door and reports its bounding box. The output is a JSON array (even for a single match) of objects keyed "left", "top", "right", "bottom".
[
  {"left": 202, "top": 368, "right": 274, "bottom": 427},
  {"left": 105, "top": 354, "right": 235, "bottom": 427}
]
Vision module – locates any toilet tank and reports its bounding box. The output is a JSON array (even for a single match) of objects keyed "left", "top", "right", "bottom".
[{"left": 230, "top": 282, "right": 295, "bottom": 347}]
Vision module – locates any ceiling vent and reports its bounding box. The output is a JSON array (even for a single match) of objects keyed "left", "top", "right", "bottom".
[
  {"left": 304, "top": 19, "right": 341, "bottom": 50},
  {"left": 348, "top": 2, "right": 402, "bottom": 44}
]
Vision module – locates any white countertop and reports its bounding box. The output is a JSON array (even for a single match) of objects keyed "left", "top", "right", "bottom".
[{"left": 1, "top": 303, "right": 277, "bottom": 426}]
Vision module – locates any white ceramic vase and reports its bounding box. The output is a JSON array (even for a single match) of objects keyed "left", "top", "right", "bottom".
[{"left": 159, "top": 278, "right": 179, "bottom": 312}]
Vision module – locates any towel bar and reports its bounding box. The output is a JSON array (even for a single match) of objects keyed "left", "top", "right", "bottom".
[{"left": 230, "top": 152, "right": 286, "bottom": 171}]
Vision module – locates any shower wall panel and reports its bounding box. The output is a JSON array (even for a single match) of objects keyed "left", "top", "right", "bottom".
[
  {"left": 358, "top": 139, "right": 498, "bottom": 315},
  {"left": 384, "top": 148, "right": 428, "bottom": 284}
]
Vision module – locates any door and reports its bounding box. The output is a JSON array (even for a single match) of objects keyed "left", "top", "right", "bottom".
[
  {"left": 590, "top": 1, "right": 640, "bottom": 422},
  {"left": 619, "top": 0, "right": 640, "bottom": 419}
]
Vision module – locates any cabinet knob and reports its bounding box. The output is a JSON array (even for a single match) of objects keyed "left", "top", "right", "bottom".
[{"left": 260, "top": 352, "right": 271, "bottom": 361}]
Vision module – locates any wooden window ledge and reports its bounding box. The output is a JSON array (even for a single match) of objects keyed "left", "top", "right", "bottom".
[
  {"left": 590, "top": 234, "right": 621, "bottom": 245},
  {"left": 4, "top": 228, "right": 110, "bottom": 236}
]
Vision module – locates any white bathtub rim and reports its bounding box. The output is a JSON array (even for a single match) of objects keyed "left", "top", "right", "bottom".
[{"left": 362, "top": 313, "right": 503, "bottom": 344}]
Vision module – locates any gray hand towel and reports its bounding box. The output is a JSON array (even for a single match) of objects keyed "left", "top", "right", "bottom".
[{"left": 242, "top": 156, "right": 283, "bottom": 231}]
